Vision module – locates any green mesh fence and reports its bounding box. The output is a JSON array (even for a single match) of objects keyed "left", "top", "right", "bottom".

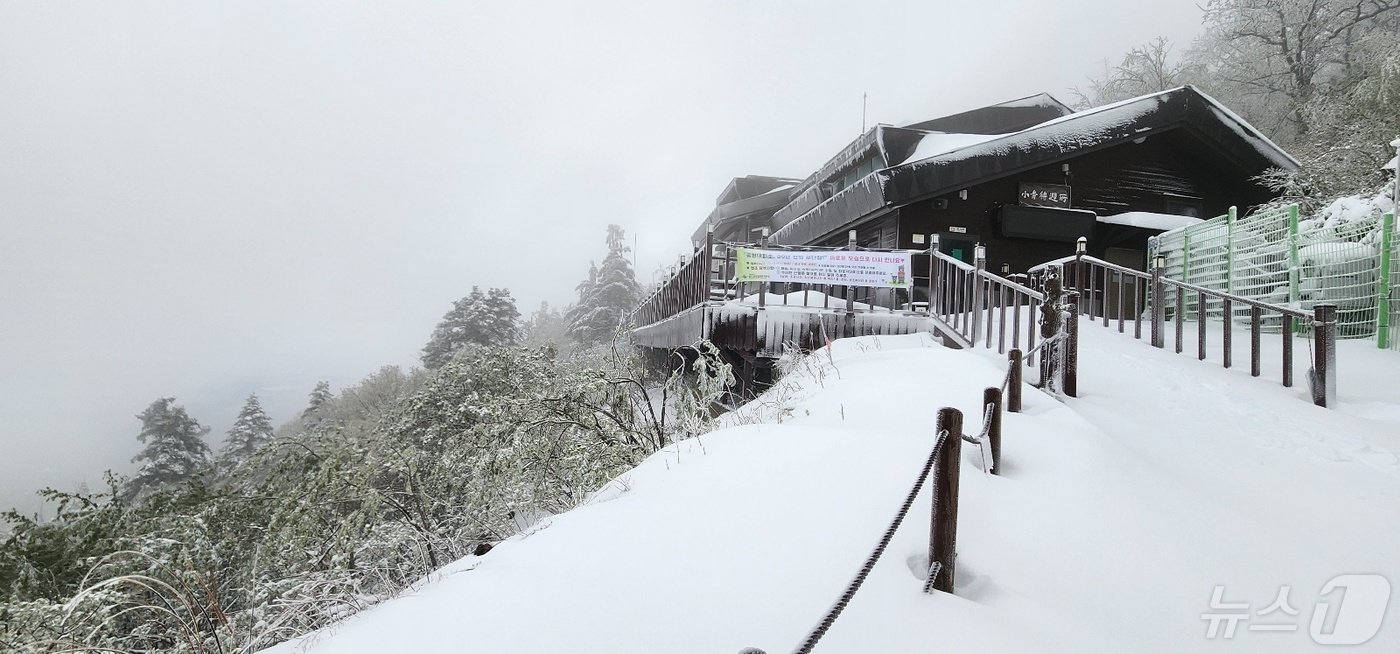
[{"left": 1150, "top": 204, "right": 1393, "bottom": 340}]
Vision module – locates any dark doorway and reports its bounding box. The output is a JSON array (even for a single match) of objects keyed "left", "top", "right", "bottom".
[{"left": 939, "top": 234, "right": 979, "bottom": 263}]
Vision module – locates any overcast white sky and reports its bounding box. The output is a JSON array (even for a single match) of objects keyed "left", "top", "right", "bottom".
[{"left": 0, "top": 0, "right": 1207, "bottom": 513}]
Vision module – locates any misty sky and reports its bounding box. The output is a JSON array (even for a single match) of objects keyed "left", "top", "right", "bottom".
[{"left": 0, "top": 1, "right": 1206, "bottom": 513}]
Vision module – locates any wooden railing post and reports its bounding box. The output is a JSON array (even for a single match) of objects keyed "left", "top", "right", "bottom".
[
  {"left": 703, "top": 229, "right": 714, "bottom": 304},
  {"left": 1075, "top": 236, "right": 1087, "bottom": 316},
  {"left": 1151, "top": 255, "right": 1166, "bottom": 349},
  {"left": 1007, "top": 348, "right": 1023, "bottom": 413},
  {"left": 845, "top": 230, "right": 857, "bottom": 316},
  {"left": 927, "top": 235, "right": 940, "bottom": 316},
  {"left": 758, "top": 228, "right": 769, "bottom": 309},
  {"left": 1064, "top": 291, "right": 1079, "bottom": 398},
  {"left": 984, "top": 387, "right": 1002, "bottom": 475},
  {"left": 930, "top": 408, "right": 962, "bottom": 594},
  {"left": 970, "top": 246, "right": 986, "bottom": 346},
  {"left": 1312, "top": 304, "right": 1337, "bottom": 408}
]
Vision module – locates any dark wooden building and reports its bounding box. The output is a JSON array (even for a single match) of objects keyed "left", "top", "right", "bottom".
[
  {"left": 767, "top": 86, "right": 1297, "bottom": 292},
  {"left": 631, "top": 86, "right": 1298, "bottom": 390}
]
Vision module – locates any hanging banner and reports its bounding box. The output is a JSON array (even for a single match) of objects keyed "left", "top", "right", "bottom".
[{"left": 735, "top": 248, "right": 912, "bottom": 288}]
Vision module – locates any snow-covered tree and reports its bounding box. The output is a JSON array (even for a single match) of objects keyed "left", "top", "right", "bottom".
[
  {"left": 125, "top": 398, "right": 211, "bottom": 498},
  {"left": 301, "top": 380, "right": 333, "bottom": 431},
  {"left": 421, "top": 286, "right": 521, "bottom": 369},
  {"left": 523, "top": 301, "right": 568, "bottom": 351},
  {"left": 566, "top": 225, "right": 642, "bottom": 348},
  {"left": 218, "top": 394, "right": 274, "bottom": 472},
  {"left": 1071, "top": 37, "right": 1188, "bottom": 108},
  {"left": 1191, "top": 0, "right": 1400, "bottom": 139}
]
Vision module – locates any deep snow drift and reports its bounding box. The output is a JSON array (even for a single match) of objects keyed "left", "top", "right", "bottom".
[{"left": 263, "top": 327, "right": 1400, "bottom": 653}]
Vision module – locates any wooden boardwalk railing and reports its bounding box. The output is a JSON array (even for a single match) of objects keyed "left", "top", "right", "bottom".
[
  {"left": 929, "top": 235, "right": 1044, "bottom": 357},
  {"left": 1057, "top": 240, "right": 1338, "bottom": 407}
]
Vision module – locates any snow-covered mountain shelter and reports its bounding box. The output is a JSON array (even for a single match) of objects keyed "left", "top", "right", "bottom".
[
  {"left": 769, "top": 85, "right": 1297, "bottom": 278},
  {"left": 632, "top": 86, "right": 1299, "bottom": 392}
]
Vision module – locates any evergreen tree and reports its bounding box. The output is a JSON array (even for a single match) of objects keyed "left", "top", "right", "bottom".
[
  {"left": 218, "top": 394, "right": 274, "bottom": 472},
  {"left": 301, "top": 381, "right": 333, "bottom": 431},
  {"left": 420, "top": 286, "right": 521, "bottom": 369},
  {"left": 125, "top": 397, "right": 211, "bottom": 498},
  {"left": 566, "top": 225, "right": 642, "bottom": 348},
  {"left": 523, "top": 301, "right": 568, "bottom": 350}
]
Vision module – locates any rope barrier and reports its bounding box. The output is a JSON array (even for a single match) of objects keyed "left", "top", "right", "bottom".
[{"left": 787, "top": 428, "right": 951, "bottom": 654}]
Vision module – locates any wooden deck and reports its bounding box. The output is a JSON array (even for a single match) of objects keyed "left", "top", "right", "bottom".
[{"left": 633, "top": 302, "right": 955, "bottom": 357}]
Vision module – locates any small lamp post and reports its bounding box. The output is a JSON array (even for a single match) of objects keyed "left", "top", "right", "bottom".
[
  {"left": 1000, "top": 263, "right": 1011, "bottom": 275},
  {"left": 1074, "top": 237, "right": 1088, "bottom": 314}
]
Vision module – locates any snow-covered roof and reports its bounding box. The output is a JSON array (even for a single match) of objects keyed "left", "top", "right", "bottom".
[
  {"left": 1384, "top": 155, "right": 1397, "bottom": 172},
  {"left": 895, "top": 131, "right": 1002, "bottom": 166},
  {"left": 773, "top": 86, "right": 1299, "bottom": 246},
  {"left": 1096, "top": 211, "right": 1204, "bottom": 231}
]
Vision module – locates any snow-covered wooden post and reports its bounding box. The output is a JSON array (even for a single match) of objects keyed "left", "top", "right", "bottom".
[
  {"left": 927, "top": 234, "right": 941, "bottom": 316},
  {"left": 1151, "top": 254, "right": 1166, "bottom": 349},
  {"left": 1007, "top": 348, "right": 1023, "bottom": 413},
  {"left": 845, "top": 230, "right": 857, "bottom": 317},
  {"left": 703, "top": 229, "right": 714, "bottom": 305},
  {"left": 930, "top": 407, "right": 962, "bottom": 594},
  {"left": 1074, "top": 236, "right": 1087, "bottom": 316},
  {"left": 758, "top": 228, "right": 769, "bottom": 310},
  {"left": 1064, "top": 291, "right": 1079, "bottom": 398},
  {"left": 1312, "top": 304, "right": 1338, "bottom": 408},
  {"left": 971, "top": 245, "right": 986, "bottom": 346},
  {"left": 984, "top": 387, "right": 1002, "bottom": 475}
]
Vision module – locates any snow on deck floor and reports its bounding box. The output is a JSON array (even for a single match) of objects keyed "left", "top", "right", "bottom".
[{"left": 264, "top": 331, "right": 1400, "bottom": 654}]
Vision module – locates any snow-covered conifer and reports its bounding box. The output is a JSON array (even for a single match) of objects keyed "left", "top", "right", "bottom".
[
  {"left": 420, "top": 286, "right": 520, "bottom": 369},
  {"left": 125, "top": 397, "right": 211, "bottom": 497},
  {"left": 566, "top": 225, "right": 641, "bottom": 348},
  {"left": 219, "top": 394, "right": 274, "bottom": 472}
]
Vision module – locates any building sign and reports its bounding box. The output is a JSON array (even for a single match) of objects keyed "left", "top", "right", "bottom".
[
  {"left": 735, "top": 248, "right": 912, "bottom": 288},
  {"left": 1019, "top": 182, "right": 1072, "bottom": 208}
]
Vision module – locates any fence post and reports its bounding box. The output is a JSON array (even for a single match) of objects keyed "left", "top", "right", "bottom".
[
  {"left": 927, "top": 235, "right": 940, "bottom": 316},
  {"left": 1312, "top": 304, "right": 1337, "bottom": 408},
  {"left": 845, "top": 230, "right": 857, "bottom": 316},
  {"left": 1182, "top": 230, "right": 1191, "bottom": 283},
  {"left": 970, "top": 246, "right": 986, "bottom": 345},
  {"left": 984, "top": 387, "right": 1002, "bottom": 475},
  {"left": 1064, "top": 291, "right": 1079, "bottom": 398},
  {"left": 758, "top": 228, "right": 769, "bottom": 309},
  {"left": 1075, "top": 236, "right": 1087, "bottom": 315},
  {"left": 1288, "top": 204, "right": 1301, "bottom": 307},
  {"left": 703, "top": 229, "right": 714, "bottom": 304},
  {"left": 1151, "top": 254, "right": 1166, "bottom": 349},
  {"left": 1378, "top": 212, "right": 1394, "bottom": 349},
  {"left": 930, "top": 408, "right": 962, "bottom": 594},
  {"left": 1007, "top": 348, "right": 1022, "bottom": 413},
  {"left": 1226, "top": 205, "right": 1237, "bottom": 296}
]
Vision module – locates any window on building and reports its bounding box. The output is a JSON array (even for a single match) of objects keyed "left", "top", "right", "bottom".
[{"left": 831, "top": 155, "right": 882, "bottom": 194}]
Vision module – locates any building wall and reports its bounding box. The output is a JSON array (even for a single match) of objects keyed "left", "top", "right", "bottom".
[{"left": 886, "top": 128, "right": 1274, "bottom": 273}]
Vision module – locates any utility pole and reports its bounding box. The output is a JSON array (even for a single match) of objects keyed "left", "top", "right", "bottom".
[{"left": 862, "top": 92, "right": 868, "bottom": 133}]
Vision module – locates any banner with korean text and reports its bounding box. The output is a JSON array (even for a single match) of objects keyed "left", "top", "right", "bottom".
[{"left": 735, "top": 248, "right": 913, "bottom": 288}]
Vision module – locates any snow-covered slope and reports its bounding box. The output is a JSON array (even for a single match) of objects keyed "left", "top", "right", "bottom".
[{"left": 263, "top": 329, "right": 1400, "bottom": 653}]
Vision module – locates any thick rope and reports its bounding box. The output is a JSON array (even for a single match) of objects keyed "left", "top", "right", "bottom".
[
  {"left": 788, "top": 429, "right": 951, "bottom": 654},
  {"left": 960, "top": 402, "right": 996, "bottom": 445}
]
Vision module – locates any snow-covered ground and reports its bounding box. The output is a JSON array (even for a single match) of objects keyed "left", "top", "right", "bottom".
[{"left": 263, "top": 325, "right": 1400, "bottom": 653}]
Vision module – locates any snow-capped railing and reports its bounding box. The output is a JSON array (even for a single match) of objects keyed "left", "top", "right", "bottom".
[
  {"left": 633, "top": 231, "right": 936, "bottom": 333},
  {"left": 930, "top": 236, "right": 1045, "bottom": 356},
  {"left": 1058, "top": 244, "right": 1339, "bottom": 407},
  {"left": 633, "top": 232, "right": 713, "bottom": 328}
]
